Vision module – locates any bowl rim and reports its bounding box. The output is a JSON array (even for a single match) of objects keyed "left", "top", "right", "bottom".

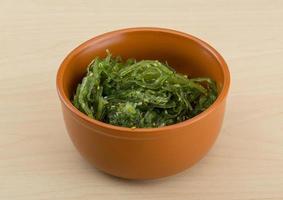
[{"left": 56, "top": 27, "right": 230, "bottom": 135}]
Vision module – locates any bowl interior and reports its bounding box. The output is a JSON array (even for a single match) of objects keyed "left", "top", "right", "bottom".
[{"left": 61, "top": 29, "right": 225, "bottom": 101}]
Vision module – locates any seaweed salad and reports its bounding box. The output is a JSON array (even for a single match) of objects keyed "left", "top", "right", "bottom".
[{"left": 73, "top": 51, "right": 218, "bottom": 128}]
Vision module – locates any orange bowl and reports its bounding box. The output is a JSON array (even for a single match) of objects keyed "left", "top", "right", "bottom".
[{"left": 56, "top": 27, "right": 230, "bottom": 180}]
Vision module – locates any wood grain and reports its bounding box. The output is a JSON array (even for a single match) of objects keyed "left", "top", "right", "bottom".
[{"left": 1, "top": 0, "right": 283, "bottom": 199}]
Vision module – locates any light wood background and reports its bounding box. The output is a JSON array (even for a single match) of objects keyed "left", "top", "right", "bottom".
[{"left": 1, "top": 0, "right": 283, "bottom": 199}]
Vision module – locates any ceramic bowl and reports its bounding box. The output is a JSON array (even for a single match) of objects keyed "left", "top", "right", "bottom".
[{"left": 56, "top": 27, "right": 230, "bottom": 179}]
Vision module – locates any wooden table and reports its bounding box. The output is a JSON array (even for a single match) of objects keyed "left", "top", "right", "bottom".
[{"left": 1, "top": 0, "right": 283, "bottom": 199}]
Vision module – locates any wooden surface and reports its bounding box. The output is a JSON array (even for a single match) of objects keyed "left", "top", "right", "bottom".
[{"left": 1, "top": 0, "right": 283, "bottom": 199}]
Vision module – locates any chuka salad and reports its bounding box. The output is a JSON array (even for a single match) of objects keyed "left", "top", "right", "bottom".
[{"left": 73, "top": 51, "right": 218, "bottom": 128}]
